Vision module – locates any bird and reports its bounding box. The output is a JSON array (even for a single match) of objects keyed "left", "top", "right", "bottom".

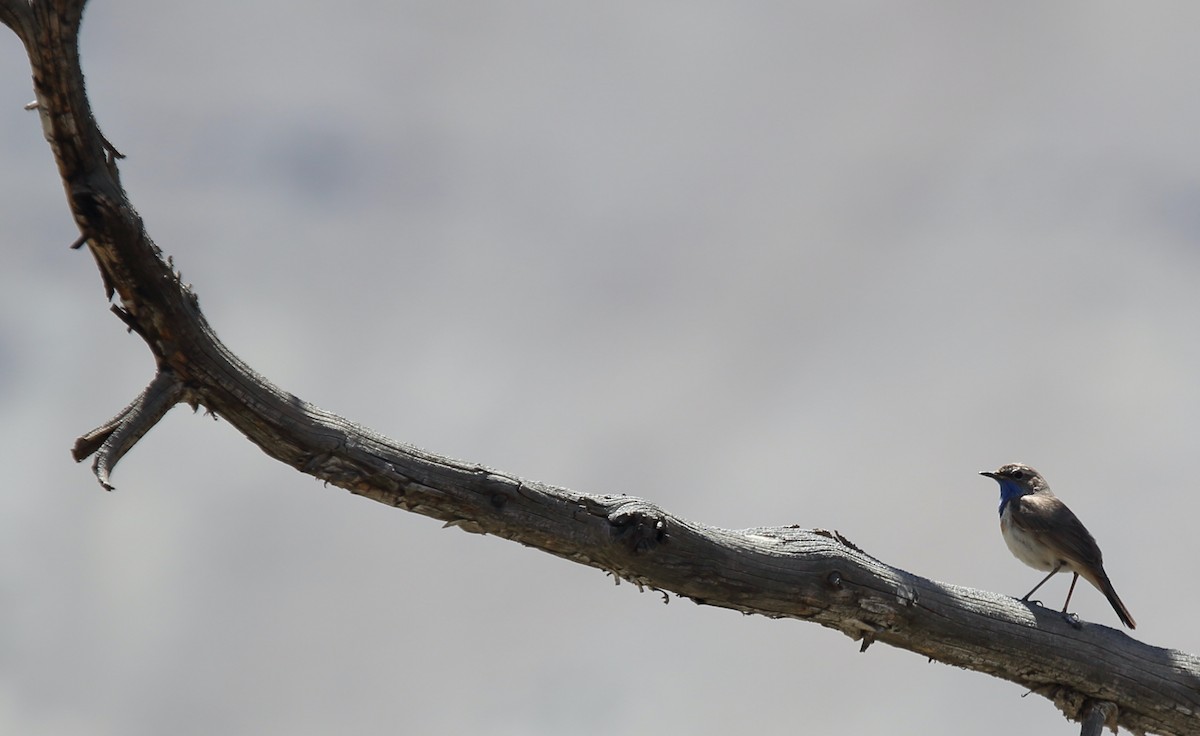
[{"left": 979, "top": 463, "right": 1135, "bottom": 629}]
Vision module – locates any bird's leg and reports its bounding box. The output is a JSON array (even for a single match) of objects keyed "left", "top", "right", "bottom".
[
  {"left": 1058, "top": 572, "right": 1084, "bottom": 629},
  {"left": 1020, "top": 564, "right": 1062, "bottom": 604},
  {"left": 1061, "top": 571, "right": 1080, "bottom": 613}
]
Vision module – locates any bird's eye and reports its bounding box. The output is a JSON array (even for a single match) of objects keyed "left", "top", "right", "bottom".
[{"left": 1012, "top": 469, "right": 1025, "bottom": 479}]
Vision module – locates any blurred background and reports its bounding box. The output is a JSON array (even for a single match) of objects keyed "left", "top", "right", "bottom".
[{"left": 3, "top": 2, "right": 1199, "bottom": 734}]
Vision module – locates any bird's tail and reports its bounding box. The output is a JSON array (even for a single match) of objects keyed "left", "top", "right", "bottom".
[{"left": 1084, "top": 569, "right": 1136, "bottom": 629}]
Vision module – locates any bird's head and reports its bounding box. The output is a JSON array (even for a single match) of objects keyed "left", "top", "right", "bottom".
[{"left": 980, "top": 463, "right": 1050, "bottom": 514}]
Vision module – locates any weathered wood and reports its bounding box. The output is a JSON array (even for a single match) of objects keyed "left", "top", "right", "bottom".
[{"left": 4, "top": 2, "right": 1199, "bottom": 733}]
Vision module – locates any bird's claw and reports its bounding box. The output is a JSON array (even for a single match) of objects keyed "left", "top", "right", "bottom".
[{"left": 1061, "top": 611, "right": 1082, "bottom": 630}]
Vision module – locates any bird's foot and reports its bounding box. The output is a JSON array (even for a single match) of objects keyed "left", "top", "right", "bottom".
[
  {"left": 1060, "top": 611, "right": 1082, "bottom": 630},
  {"left": 1018, "top": 596, "right": 1043, "bottom": 607}
]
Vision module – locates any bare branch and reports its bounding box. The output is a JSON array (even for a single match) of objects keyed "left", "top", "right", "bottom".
[
  {"left": 72, "top": 369, "right": 185, "bottom": 490},
  {"left": 6, "top": 2, "right": 1200, "bottom": 734}
]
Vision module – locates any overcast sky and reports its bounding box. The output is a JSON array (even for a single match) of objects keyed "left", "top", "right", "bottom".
[{"left": 4, "top": 3, "right": 1200, "bottom": 734}]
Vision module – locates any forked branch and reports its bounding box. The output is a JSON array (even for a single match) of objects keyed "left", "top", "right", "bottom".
[{"left": 71, "top": 369, "right": 185, "bottom": 489}]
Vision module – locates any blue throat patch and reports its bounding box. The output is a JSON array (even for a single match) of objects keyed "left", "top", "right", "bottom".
[{"left": 996, "top": 479, "right": 1025, "bottom": 516}]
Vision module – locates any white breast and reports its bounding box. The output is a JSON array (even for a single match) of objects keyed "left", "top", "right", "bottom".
[{"left": 1000, "top": 505, "right": 1059, "bottom": 571}]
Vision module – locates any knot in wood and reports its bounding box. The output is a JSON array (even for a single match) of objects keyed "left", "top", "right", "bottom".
[{"left": 609, "top": 504, "right": 667, "bottom": 554}]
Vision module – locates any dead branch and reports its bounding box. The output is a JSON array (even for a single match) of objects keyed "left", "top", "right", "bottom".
[{"left": 4, "top": 3, "right": 1198, "bottom": 733}]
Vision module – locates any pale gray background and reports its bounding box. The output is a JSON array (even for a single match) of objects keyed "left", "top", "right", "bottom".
[{"left": 3, "top": 3, "right": 1198, "bottom": 734}]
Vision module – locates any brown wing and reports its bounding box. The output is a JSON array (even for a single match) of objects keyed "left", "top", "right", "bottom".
[{"left": 1007, "top": 493, "right": 1104, "bottom": 570}]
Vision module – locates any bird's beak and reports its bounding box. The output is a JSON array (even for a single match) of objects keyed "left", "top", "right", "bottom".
[{"left": 979, "top": 471, "right": 996, "bottom": 479}]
